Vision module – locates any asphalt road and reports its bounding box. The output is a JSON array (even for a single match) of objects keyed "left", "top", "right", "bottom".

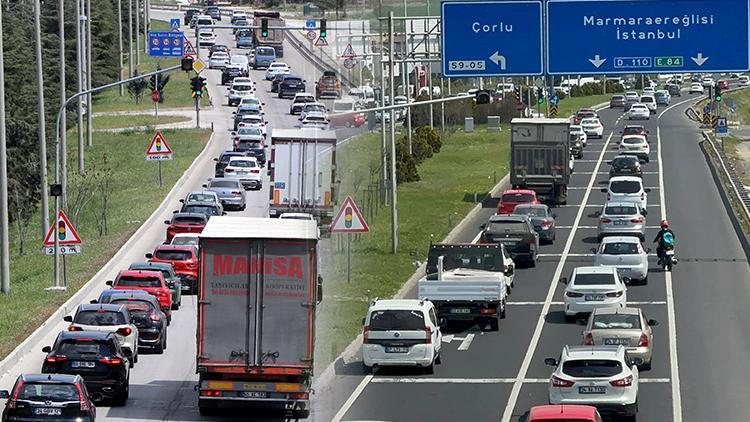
[{"left": 317, "top": 84, "right": 750, "bottom": 422}]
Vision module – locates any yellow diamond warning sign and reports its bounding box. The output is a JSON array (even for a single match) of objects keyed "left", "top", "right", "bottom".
[
  {"left": 146, "top": 131, "right": 173, "bottom": 161},
  {"left": 331, "top": 196, "right": 369, "bottom": 233}
]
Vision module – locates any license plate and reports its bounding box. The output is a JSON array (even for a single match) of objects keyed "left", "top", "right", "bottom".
[
  {"left": 584, "top": 294, "right": 604, "bottom": 301},
  {"left": 34, "top": 408, "right": 62, "bottom": 416},
  {"left": 604, "top": 338, "right": 631, "bottom": 346},
  {"left": 241, "top": 391, "right": 268, "bottom": 398},
  {"left": 450, "top": 308, "right": 471, "bottom": 314},
  {"left": 613, "top": 220, "right": 628, "bottom": 225},
  {"left": 71, "top": 361, "right": 95, "bottom": 368},
  {"left": 385, "top": 346, "right": 409, "bottom": 353},
  {"left": 236, "top": 171, "right": 248, "bottom": 175},
  {"left": 578, "top": 386, "right": 606, "bottom": 394},
  {"left": 666, "top": 250, "right": 675, "bottom": 256},
  {"left": 617, "top": 268, "right": 632, "bottom": 273}
]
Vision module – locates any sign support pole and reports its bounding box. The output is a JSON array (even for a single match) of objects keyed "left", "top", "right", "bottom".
[
  {"left": 158, "top": 160, "right": 163, "bottom": 187},
  {"left": 388, "top": 11, "right": 398, "bottom": 254},
  {"left": 154, "top": 70, "right": 159, "bottom": 118},
  {"left": 347, "top": 233, "right": 352, "bottom": 283},
  {"left": 195, "top": 96, "right": 200, "bottom": 128}
]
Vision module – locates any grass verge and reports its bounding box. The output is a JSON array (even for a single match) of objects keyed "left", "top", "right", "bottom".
[
  {"left": 94, "top": 114, "right": 191, "bottom": 130},
  {"left": 557, "top": 93, "right": 620, "bottom": 117},
  {"left": 0, "top": 128, "right": 210, "bottom": 359}
]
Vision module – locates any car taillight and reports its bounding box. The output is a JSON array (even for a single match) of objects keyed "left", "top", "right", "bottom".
[
  {"left": 250, "top": 169, "right": 260, "bottom": 173},
  {"left": 566, "top": 291, "right": 584, "bottom": 298},
  {"left": 599, "top": 218, "right": 612, "bottom": 224},
  {"left": 225, "top": 168, "right": 234, "bottom": 173},
  {"left": 116, "top": 327, "right": 132, "bottom": 336},
  {"left": 638, "top": 333, "right": 649, "bottom": 347},
  {"left": 68, "top": 325, "right": 83, "bottom": 331},
  {"left": 610, "top": 375, "right": 633, "bottom": 387},
  {"left": 479, "top": 308, "right": 497, "bottom": 315},
  {"left": 583, "top": 333, "right": 594, "bottom": 345},
  {"left": 150, "top": 313, "right": 161, "bottom": 322},
  {"left": 551, "top": 375, "right": 575, "bottom": 387},
  {"left": 362, "top": 326, "right": 369, "bottom": 344},
  {"left": 424, "top": 327, "right": 432, "bottom": 344},
  {"left": 99, "top": 357, "right": 123, "bottom": 365},
  {"left": 7, "top": 380, "right": 23, "bottom": 409},
  {"left": 231, "top": 191, "right": 242, "bottom": 195},
  {"left": 606, "top": 290, "right": 624, "bottom": 298},
  {"left": 45, "top": 355, "right": 68, "bottom": 363},
  {"left": 541, "top": 220, "right": 552, "bottom": 228},
  {"left": 630, "top": 217, "right": 644, "bottom": 223},
  {"left": 157, "top": 291, "right": 169, "bottom": 297},
  {"left": 187, "top": 262, "right": 197, "bottom": 269}
]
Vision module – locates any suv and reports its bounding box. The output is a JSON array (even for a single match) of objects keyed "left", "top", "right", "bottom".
[
  {"left": 128, "top": 261, "right": 183, "bottom": 308},
  {"left": 221, "top": 66, "right": 245, "bottom": 85},
  {"left": 608, "top": 155, "right": 642, "bottom": 178},
  {"left": 214, "top": 150, "right": 247, "bottom": 177},
  {"left": 227, "top": 80, "right": 256, "bottom": 106},
  {"left": 164, "top": 212, "right": 207, "bottom": 242},
  {"left": 561, "top": 266, "right": 628, "bottom": 321},
  {"left": 63, "top": 303, "right": 139, "bottom": 367},
  {"left": 146, "top": 245, "right": 200, "bottom": 295},
  {"left": 109, "top": 293, "right": 168, "bottom": 354},
  {"left": 184, "top": 8, "right": 200, "bottom": 25},
  {"left": 498, "top": 189, "right": 539, "bottom": 215},
  {"left": 316, "top": 70, "right": 342, "bottom": 99},
  {"left": 41, "top": 331, "right": 130, "bottom": 406},
  {"left": 235, "top": 28, "right": 253, "bottom": 48},
  {"left": 603, "top": 176, "right": 649, "bottom": 209},
  {"left": 205, "top": 5, "right": 221, "bottom": 20},
  {"left": 361, "top": 299, "right": 443, "bottom": 373},
  {"left": 480, "top": 214, "right": 539, "bottom": 267},
  {"left": 0, "top": 374, "right": 97, "bottom": 421},
  {"left": 278, "top": 75, "right": 306, "bottom": 98},
  {"left": 545, "top": 345, "right": 640, "bottom": 419},
  {"left": 108, "top": 270, "right": 173, "bottom": 322}
]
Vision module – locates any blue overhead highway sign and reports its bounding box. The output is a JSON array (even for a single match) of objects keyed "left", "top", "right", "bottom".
[
  {"left": 441, "top": 0, "right": 543, "bottom": 77},
  {"left": 148, "top": 31, "right": 184, "bottom": 57},
  {"left": 547, "top": 0, "right": 750, "bottom": 75}
]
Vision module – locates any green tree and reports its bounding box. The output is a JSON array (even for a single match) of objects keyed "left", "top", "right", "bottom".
[
  {"left": 149, "top": 65, "right": 171, "bottom": 104},
  {"left": 128, "top": 70, "right": 149, "bottom": 103}
]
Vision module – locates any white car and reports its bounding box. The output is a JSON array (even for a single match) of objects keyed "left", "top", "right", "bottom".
[
  {"left": 300, "top": 102, "right": 328, "bottom": 119},
  {"left": 627, "top": 104, "right": 650, "bottom": 120},
  {"left": 595, "top": 236, "right": 649, "bottom": 284},
  {"left": 604, "top": 176, "right": 648, "bottom": 209},
  {"left": 562, "top": 266, "right": 628, "bottom": 320},
  {"left": 170, "top": 233, "right": 200, "bottom": 248},
  {"left": 300, "top": 112, "right": 330, "bottom": 130},
  {"left": 237, "top": 114, "right": 267, "bottom": 137},
  {"left": 224, "top": 157, "right": 262, "bottom": 190},
  {"left": 624, "top": 91, "right": 639, "bottom": 102},
  {"left": 229, "top": 55, "right": 249, "bottom": 72},
  {"left": 64, "top": 304, "right": 139, "bottom": 367},
  {"left": 640, "top": 87, "right": 655, "bottom": 96},
  {"left": 265, "top": 62, "right": 290, "bottom": 80},
  {"left": 362, "top": 299, "right": 442, "bottom": 373},
  {"left": 580, "top": 118, "right": 603, "bottom": 139},
  {"left": 545, "top": 345, "right": 639, "bottom": 418},
  {"left": 639, "top": 95, "right": 656, "bottom": 113},
  {"left": 239, "top": 96, "right": 265, "bottom": 111},
  {"left": 208, "top": 51, "right": 229, "bottom": 69},
  {"left": 198, "top": 31, "right": 216, "bottom": 47},
  {"left": 688, "top": 82, "right": 704, "bottom": 94},
  {"left": 569, "top": 125, "right": 587, "bottom": 147},
  {"left": 739, "top": 75, "right": 750, "bottom": 86},
  {"left": 227, "top": 81, "right": 256, "bottom": 106},
  {"left": 702, "top": 76, "right": 715, "bottom": 87},
  {"left": 290, "top": 93, "right": 317, "bottom": 115},
  {"left": 617, "top": 135, "right": 650, "bottom": 162}
]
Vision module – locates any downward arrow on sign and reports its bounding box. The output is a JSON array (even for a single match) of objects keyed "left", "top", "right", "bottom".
[
  {"left": 692, "top": 52, "right": 709, "bottom": 66},
  {"left": 588, "top": 54, "right": 606, "bottom": 68}
]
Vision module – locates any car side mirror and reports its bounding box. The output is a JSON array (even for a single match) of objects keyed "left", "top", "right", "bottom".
[
  {"left": 42, "top": 346, "right": 52, "bottom": 353},
  {"left": 552, "top": 213, "right": 557, "bottom": 218},
  {"left": 262, "top": 102, "right": 266, "bottom": 106},
  {"left": 202, "top": 184, "right": 208, "bottom": 188},
  {"left": 0, "top": 391, "right": 9, "bottom": 399},
  {"left": 173, "top": 210, "right": 179, "bottom": 214},
  {"left": 298, "top": 117, "right": 302, "bottom": 121},
  {"left": 145, "top": 253, "right": 153, "bottom": 259},
  {"left": 504, "top": 267, "right": 514, "bottom": 277},
  {"left": 559, "top": 277, "right": 568, "bottom": 284},
  {"left": 480, "top": 223, "right": 486, "bottom": 230},
  {"left": 105, "top": 280, "right": 113, "bottom": 286},
  {"left": 648, "top": 319, "right": 659, "bottom": 326},
  {"left": 631, "top": 357, "right": 644, "bottom": 367},
  {"left": 90, "top": 299, "right": 98, "bottom": 304},
  {"left": 164, "top": 220, "right": 171, "bottom": 224},
  {"left": 438, "top": 317, "right": 448, "bottom": 328},
  {"left": 600, "top": 188, "right": 607, "bottom": 192},
  {"left": 63, "top": 315, "right": 73, "bottom": 322},
  {"left": 622, "top": 276, "right": 632, "bottom": 284},
  {"left": 544, "top": 358, "right": 558, "bottom": 367},
  {"left": 222, "top": 212, "right": 228, "bottom": 216},
  {"left": 590, "top": 247, "right": 597, "bottom": 253},
  {"left": 265, "top": 121, "right": 269, "bottom": 125}
]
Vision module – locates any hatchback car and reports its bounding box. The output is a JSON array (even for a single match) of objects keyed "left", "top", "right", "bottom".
[
  {"left": 181, "top": 190, "right": 221, "bottom": 207},
  {"left": 608, "top": 155, "right": 642, "bottom": 178},
  {"left": 224, "top": 156, "right": 262, "bottom": 190},
  {"left": 179, "top": 201, "right": 224, "bottom": 219},
  {"left": 561, "top": 266, "right": 628, "bottom": 321},
  {"left": 594, "top": 237, "right": 649, "bottom": 284},
  {"left": 205, "top": 178, "right": 247, "bottom": 211},
  {"left": 361, "top": 299, "right": 442, "bottom": 373},
  {"left": 108, "top": 293, "right": 168, "bottom": 354},
  {"left": 623, "top": 91, "right": 639, "bottom": 102},
  {"left": 498, "top": 189, "right": 539, "bottom": 214},
  {"left": 583, "top": 307, "right": 658, "bottom": 370},
  {"left": 63, "top": 304, "right": 139, "bottom": 367},
  {"left": 545, "top": 345, "right": 639, "bottom": 419},
  {"left": 603, "top": 176, "right": 649, "bottom": 209},
  {"left": 620, "top": 125, "right": 649, "bottom": 139},
  {"left": 580, "top": 118, "right": 604, "bottom": 139},
  {"left": 265, "top": 62, "right": 290, "bottom": 80},
  {"left": 170, "top": 233, "right": 199, "bottom": 249},
  {"left": 512, "top": 203, "right": 556, "bottom": 244},
  {"left": 654, "top": 90, "right": 671, "bottom": 105},
  {"left": 617, "top": 135, "right": 650, "bottom": 162},
  {"left": 221, "top": 65, "right": 245, "bottom": 85},
  {"left": 234, "top": 139, "right": 266, "bottom": 166},
  {"left": 573, "top": 109, "right": 597, "bottom": 125},
  {"left": 718, "top": 79, "right": 729, "bottom": 89},
  {"left": 227, "top": 81, "right": 256, "bottom": 106},
  {"left": 609, "top": 95, "right": 626, "bottom": 109},
  {"left": 300, "top": 112, "right": 330, "bottom": 130},
  {"left": 236, "top": 114, "right": 268, "bottom": 137},
  {"left": 41, "top": 331, "right": 130, "bottom": 406},
  {"left": 739, "top": 75, "right": 750, "bottom": 86},
  {"left": 627, "top": 104, "right": 650, "bottom": 120},
  {"left": 164, "top": 212, "right": 207, "bottom": 242},
  {"left": 597, "top": 201, "right": 647, "bottom": 242},
  {"left": 290, "top": 93, "right": 317, "bottom": 114},
  {"left": 528, "top": 405, "right": 602, "bottom": 422},
  {"left": 208, "top": 51, "right": 229, "bottom": 69},
  {"left": 128, "top": 261, "right": 183, "bottom": 308},
  {"left": 146, "top": 245, "right": 200, "bottom": 295},
  {"left": 666, "top": 83, "right": 682, "bottom": 97},
  {"left": 0, "top": 374, "right": 96, "bottom": 421},
  {"left": 232, "top": 127, "right": 264, "bottom": 146},
  {"left": 108, "top": 270, "right": 173, "bottom": 322},
  {"left": 278, "top": 75, "right": 306, "bottom": 98}
]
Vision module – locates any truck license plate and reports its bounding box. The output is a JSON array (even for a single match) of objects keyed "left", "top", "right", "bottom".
[
  {"left": 450, "top": 308, "right": 471, "bottom": 314},
  {"left": 241, "top": 391, "right": 268, "bottom": 398}
]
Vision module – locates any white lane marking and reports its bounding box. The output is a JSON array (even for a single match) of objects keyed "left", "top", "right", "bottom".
[
  {"left": 457, "top": 334, "right": 475, "bottom": 351},
  {"left": 537, "top": 253, "right": 658, "bottom": 257},
  {"left": 555, "top": 225, "right": 662, "bottom": 229},
  {"left": 471, "top": 230, "right": 483, "bottom": 244},
  {"left": 370, "top": 377, "right": 671, "bottom": 384},
  {"left": 501, "top": 132, "right": 614, "bottom": 422},
  {"left": 330, "top": 375, "right": 373, "bottom": 422},
  {"left": 576, "top": 159, "right": 657, "bottom": 163},
  {"left": 557, "top": 204, "right": 660, "bottom": 208},
  {"left": 507, "top": 301, "right": 667, "bottom": 306},
  {"left": 567, "top": 186, "right": 659, "bottom": 190}
]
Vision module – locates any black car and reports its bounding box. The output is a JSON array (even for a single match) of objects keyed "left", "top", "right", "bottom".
[
  {"left": 609, "top": 155, "right": 643, "bottom": 178},
  {"left": 666, "top": 83, "right": 682, "bottom": 97},
  {"left": 206, "top": 5, "right": 221, "bottom": 20},
  {"left": 184, "top": 8, "right": 200, "bottom": 25},
  {"left": 480, "top": 215, "right": 539, "bottom": 267},
  {"left": 180, "top": 201, "right": 224, "bottom": 219},
  {"left": 214, "top": 151, "right": 247, "bottom": 177},
  {"left": 41, "top": 331, "right": 130, "bottom": 406},
  {"left": 221, "top": 66, "right": 245, "bottom": 85},
  {"left": 0, "top": 374, "right": 96, "bottom": 422},
  {"left": 109, "top": 293, "right": 168, "bottom": 353},
  {"left": 278, "top": 75, "right": 306, "bottom": 98},
  {"left": 233, "top": 140, "right": 266, "bottom": 166},
  {"left": 270, "top": 74, "right": 285, "bottom": 93}
]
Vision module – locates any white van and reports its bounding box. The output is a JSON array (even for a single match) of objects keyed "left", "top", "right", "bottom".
[{"left": 362, "top": 299, "right": 443, "bottom": 373}]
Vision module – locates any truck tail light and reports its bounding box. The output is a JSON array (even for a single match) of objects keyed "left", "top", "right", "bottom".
[
  {"left": 362, "top": 326, "right": 369, "bottom": 344},
  {"left": 606, "top": 290, "right": 624, "bottom": 298},
  {"left": 116, "top": 327, "right": 132, "bottom": 336},
  {"left": 551, "top": 375, "right": 575, "bottom": 387},
  {"left": 638, "top": 333, "right": 649, "bottom": 347},
  {"left": 610, "top": 375, "right": 633, "bottom": 387},
  {"left": 583, "top": 333, "right": 594, "bottom": 345}
]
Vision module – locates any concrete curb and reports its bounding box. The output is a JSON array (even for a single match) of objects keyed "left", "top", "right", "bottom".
[{"left": 0, "top": 129, "right": 216, "bottom": 379}]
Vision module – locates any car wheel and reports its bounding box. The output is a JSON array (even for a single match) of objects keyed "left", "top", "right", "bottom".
[
  {"left": 640, "top": 276, "right": 648, "bottom": 285},
  {"left": 166, "top": 314, "right": 171, "bottom": 326},
  {"left": 423, "top": 363, "right": 434, "bottom": 375},
  {"left": 172, "top": 302, "right": 179, "bottom": 310},
  {"left": 435, "top": 352, "right": 442, "bottom": 365},
  {"left": 113, "top": 381, "right": 129, "bottom": 407},
  {"left": 489, "top": 318, "right": 499, "bottom": 331},
  {"left": 528, "top": 255, "right": 537, "bottom": 268},
  {"left": 641, "top": 360, "right": 652, "bottom": 371},
  {"left": 154, "top": 335, "right": 165, "bottom": 354}
]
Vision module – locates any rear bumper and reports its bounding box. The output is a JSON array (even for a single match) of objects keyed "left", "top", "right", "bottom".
[
  {"left": 362, "top": 344, "right": 434, "bottom": 367},
  {"left": 138, "top": 328, "right": 164, "bottom": 345},
  {"left": 83, "top": 378, "right": 127, "bottom": 397}
]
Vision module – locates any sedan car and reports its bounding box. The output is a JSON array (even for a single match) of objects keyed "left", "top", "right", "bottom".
[
  {"left": 236, "top": 114, "right": 268, "bottom": 137},
  {"left": 666, "top": 83, "right": 682, "bottom": 97},
  {"left": 208, "top": 51, "right": 229, "bottom": 69},
  {"left": 623, "top": 91, "right": 639, "bottom": 102},
  {"left": 265, "top": 62, "right": 290, "bottom": 80},
  {"left": 718, "top": 79, "right": 729, "bottom": 89},
  {"left": 617, "top": 135, "right": 650, "bottom": 162},
  {"left": 627, "top": 104, "right": 650, "bottom": 120},
  {"left": 227, "top": 81, "right": 256, "bottom": 106},
  {"left": 224, "top": 156, "right": 262, "bottom": 190},
  {"left": 689, "top": 82, "right": 704, "bottom": 94},
  {"left": 128, "top": 261, "right": 182, "bottom": 308},
  {"left": 214, "top": 151, "right": 247, "bottom": 177},
  {"left": 63, "top": 303, "right": 139, "bottom": 367},
  {"left": 278, "top": 75, "right": 306, "bottom": 98},
  {"left": 221, "top": 65, "right": 244, "bottom": 85},
  {"left": 739, "top": 75, "right": 750, "bottom": 86},
  {"left": 163, "top": 212, "right": 207, "bottom": 242},
  {"left": 181, "top": 190, "right": 221, "bottom": 207},
  {"left": 232, "top": 126, "right": 264, "bottom": 145},
  {"left": 300, "top": 112, "right": 330, "bottom": 130},
  {"left": 205, "top": 178, "right": 247, "bottom": 211},
  {"left": 573, "top": 109, "right": 597, "bottom": 125},
  {"left": 180, "top": 201, "right": 224, "bottom": 219},
  {"left": 109, "top": 293, "right": 168, "bottom": 353},
  {"left": 528, "top": 405, "right": 602, "bottom": 422},
  {"left": 608, "top": 155, "right": 642, "bottom": 179},
  {"left": 621, "top": 125, "right": 649, "bottom": 139},
  {"left": 545, "top": 345, "right": 639, "bottom": 419},
  {"left": 561, "top": 266, "right": 627, "bottom": 321},
  {"left": 0, "top": 374, "right": 97, "bottom": 422},
  {"left": 609, "top": 95, "right": 626, "bottom": 108},
  {"left": 580, "top": 118, "right": 604, "bottom": 139},
  {"left": 594, "top": 236, "right": 649, "bottom": 284},
  {"left": 512, "top": 203, "right": 556, "bottom": 244},
  {"left": 198, "top": 31, "right": 216, "bottom": 47},
  {"left": 498, "top": 189, "right": 539, "bottom": 214},
  {"left": 603, "top": 176, "right": 649, "bottom": 209},
  {"left": 702, "top": 76, "right": 715, "bottom": 87},
  {"left": 583, "top": 307, "right": 658, "bottom": 370},
  {"left": 290, "top": 93, "right": 317, "bottom": 114},
  {"left": 597, "top": 201, "right": 647, "bottom": 242}
]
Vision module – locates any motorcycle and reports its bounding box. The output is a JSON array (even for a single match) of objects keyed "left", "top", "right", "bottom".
[{"left": 658, "top": 235, "right": 677, "bottom": 271}]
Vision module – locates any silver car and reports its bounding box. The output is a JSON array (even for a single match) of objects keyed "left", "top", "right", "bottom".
[
  {"left": 583, "top": 307, "right": 659, "bottom": 369},
  {"left": 512, "top": 204, "right": 556, "bottom": 244},
  {"left": 597, "top": 201, "right": 646, "bottom": 241},
  {"left": 205, "top": 178, "right": 246, "bottom": 211},
  {"left": 594, "top": 236, "right": 649, "bottom": 284}
]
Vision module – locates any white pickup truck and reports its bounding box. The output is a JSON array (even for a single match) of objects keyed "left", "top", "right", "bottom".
[{"left": 417, "top": 244, "right": 514, "bottom": 331}]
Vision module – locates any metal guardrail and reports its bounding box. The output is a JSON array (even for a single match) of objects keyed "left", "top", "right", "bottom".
[{"left": 703, "top": 130, "right": 750, "bottom": 221}]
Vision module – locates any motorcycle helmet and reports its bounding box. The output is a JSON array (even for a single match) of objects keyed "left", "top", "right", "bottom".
[{"left": 660, "top": 219, "right": 669, "bottom": 229}]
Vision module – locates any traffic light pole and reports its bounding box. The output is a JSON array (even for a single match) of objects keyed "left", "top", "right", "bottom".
[{"left": 195, "top": 96, "right": 200, "bottom": 129}]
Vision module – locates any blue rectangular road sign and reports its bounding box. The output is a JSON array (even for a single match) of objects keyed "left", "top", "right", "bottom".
[
  {"left": 547, "top": 0, "right": 750, "bottom": 75},
  {"left": 306, "top": 19, "right": 316, "bottom": 29},
  {"left": 148, "top": 31, "right": 185, "bottom": 57},
  {"left": 441, "top": 1, "right": 543, "bottom": 77},
  {"left": 170, "top": 18, "right": 180, "bottom": 29}
]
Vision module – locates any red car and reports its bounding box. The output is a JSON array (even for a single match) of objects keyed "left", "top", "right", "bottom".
[
  {"left": 146, "top": 245, "right": 199, "bottom": 295},
  {"left": 330, "top": 112, "right": 366, "bottom": 128},
  {"left": 498, "top": 189, "right": 540, "bottom": 214},
  {"left": 529, "top": 405, "right": 602, "bottom": 421},
  {"left": 108, "top": 270, "right": 173, "bottom": 322},
  {"left": 718, "top": 80, "right": 729, "bottom": 90},
  {"left": 164, "top": 212, "right": 207, "bottom": 242},
  {"left": 573, "top": 108, "right": 597, "bottom": 124}
]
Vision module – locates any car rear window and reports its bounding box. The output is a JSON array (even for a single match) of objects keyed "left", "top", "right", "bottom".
[
  {"left": 185, "top": 205, "right": 220, "bottom": 215},
  {"left": 172, "top": 237, "right": 198, "bottom": 246},
  {"left": 284, "top": 77, "right": 302, "bottom": 83},
  {"left": 581, "top": 118, "right": 598, "bottom": 125},
  {"left": 155, "top": 250, "right": 192, "bottom": 261},
  {"left": 237, "top": 141, "right": 262, "bottom": 150},
  {"left": 237, "top": 29, "right": 252, "bottom": 36},
  {"left": 229, "top": 160, "right": 256, "bottom": 168},
  {"left": 111, "top": 300, "right": 154, "bottom": 314},
  {"left": 234, "top": 84, "right": 253, "bottom": 91},
  {"left": 612, "top": 157, "right": 638, "bottom": 169},
  {"left": 75, "top": 310, "right": 126, "bottom": 326},
  {"left": 369, "top": 310, "right": 425, "bottom": 331},
  {"left": 210, "top": 180, "right": 241, "bottom": 188},
  {"left": 15, "top": 383, "right": 79, "bottom": 402},
  {"left": 573, "top": 273, "right": 616, "bottom": 285},
  {"left": 611, "top": 95, "right": 624, "bottom": 100},
  {"left": 601, "top": 242, "right": 639, "bottom": 255},
  {"left": 238, "top": 128, "right": 262, "bottom": 135},
  {"left": 604, "top": 205, "right": 638, "bottom": 215},
  {"left": 622, "top": 137, "right": 644, "bottom": 145},
  {"left": 513, "top": 206, "right": 547, "bottom": 217},
  {"left": 502, "top": 193, "right": 535, "bottom": 202},
  {"left": 187, "top": 193, "right": 216, "bottom": 202},
  {"left": 57, "top": 340, "right": 114, "bottom": 356},
  {"left": 256, "top": 47, "right": 275, "bottom": 55},
  {"left": 174, "top": 216, "right": 204, "bottom": 225},
  {"left": 562, "top": 359, "right": 622, "bottom": 377},
  {"left": 488, "top": 220, "right": 529, "bottom": 234},
  {"left": 592, "top": 313, "right": 641, "bottom": 330},
  {"left": 116, "top": 276, "right": 162, "bottom": 288},
  {"left": 610, "top": 180, "right": 642, "bottom": 194},
  {"left": 640, "top": 96, "right": 655, "bottom": 102}
]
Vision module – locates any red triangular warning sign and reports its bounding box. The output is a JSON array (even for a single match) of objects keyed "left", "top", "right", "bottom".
[
  {"left": 146, "top": 131, "right": 173, "bottom": 155},
  {"left": 43, "top": 211, "right": 83, "bottom": 246},
  {"left": 184, "top": 40, "right": 197, "bottom": 57},
  {"left": 341, "top": 43, "right": 356, "bottom": 58},
  {"left": 331, "top": 196, "right": 369, "bottom": 233},
  {"left": 314, "top": 36, "right": 329, "bottom": 47}
]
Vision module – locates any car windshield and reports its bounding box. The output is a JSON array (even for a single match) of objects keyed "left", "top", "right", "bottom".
[
  {"left": 610, "top": 180, "right": 642, "bottom": 194},
  {"left": 488, "top": 220, "right": 528, "bottom": 234},
  {"left": 502, "top": 193, "right": 535, "bottom": 203},
  {"left": 284, "top": 77, "right": 302, "bottom": 83},
  {"left": 15, "top": 383, "right": 80, "bottom": 402},
  {"left": 154, "top": 250, "right": 191, "bottom": 261},
  {"left": 611, "top": 95, "right": 624, "bottom": 101},
  {"left": 185, "top": 205, "right": 220, "bottom": 215},
  {"left": 237, "top": 141, "right": 262, "bottom": 150},
  {"left": 237, "top": 29, "right": 252, "bottom": 36},
  {"left": 369, "top": 310, "right": 425, "bottom": 331},
  {"left": 231, "top": 56, "right": 248, "bottom": 65},
  {"left": 210, "top": 180, "right": 241, "bottom": 188},
  {"left": 592, "top": 313, "right": 641, "bottom": 330},
  {"left": 602, "top": 242, "right": 639, "bottom": 255},
  {"left": 631, "top": 105, "right": 647, "bottom": 110},
  {"left": 623, "top": 127, "right": 644, "bottom": 135},
  {"left": 306, "top": 116, "right": 326, "bottom": 122},
  {"left": 604, "top": 204, "right": 639, "bottom": 215},
  {"left": 56, "top": 340, "right": 113, "bottom": 357},
  {"left": 187, "top": 193, "right": 215, "bottom": 202},
  {"left": 573, "top": 273, "right": 616, "bottom": 286},
  {"left": 306, "top": 105, "right": 326, "bottom": 112},
  {"left": 612, "top": 157, "right": 638, "bottom": 169},
  {"left": 111, "top": 300, "right": 153, "bottom": 314},
  {"left": 427, "top": 251, "right": 503, "bottom": 274},
  {"left": 513, "top": 206, "right": 547, "bottom": 217},
  {"left": 640, "top": 96, "right": 654, "bottom": 102},
  {"left": 229, "top": 160, "right": 256, "bottom": 168},
  {"left": 116, "top": 276, "right": 162, "bottom": 288},
  {"left": 581, "top": 118, "right": 598, "bottom": 125},
  {"left": 173, "top": 216, "right": 204, "bottom": 225},
  {"left": 295, "top": 96, "right": 314, "bottom": 103},
  {"left": 238, "top": 128, "right": 261, "bottom": 135},
  {"left": 75, "top": 310, "right": 126, "bottom": 326},
  {"left": 562, "top": 359, "right": 622, "bottom": 377}
]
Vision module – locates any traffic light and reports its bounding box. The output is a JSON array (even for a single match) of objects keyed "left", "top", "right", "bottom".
[
  {"left": 58, "top": 220, "right": 66, "bottom": 240},
  {"left": 475, "top": 89, "right": 491, "bottom": 105},
  {"left": 320, "top": 19, "right": 327, "bottom": 38},
  {"left": 514, "top": 86, "right": 521, "bottom": 102},
  {"left": 715, "top": 83, "right": 723, "bottom": 102},
  {"left": 536, "top": 87, "right": 544, "bottom": 105},
  {"left": 191, "top": 76, "right": 207, "bottom": 98},
  {"left": 344, "top": 206, "right": 353, "bottom": 228},
  {"left": 261, "top": 18, "right": 268, "bottom": 38},
  {"left": 181, "top": 57, "right": 194, "bottom": 72}
]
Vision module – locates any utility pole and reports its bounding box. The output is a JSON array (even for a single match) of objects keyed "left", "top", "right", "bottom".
[
  {"left": 117, "top": 0, "right": 124, "bottom": 95},
  {"left": 76, "top": 0, "right": 84, "bottom": 174},
  {"left": 34, "top": 0, "right": 49, "bottom": 239},
  {"left": 128, "top": 0, "right": 133, "bottom": 77},
  {"left": 86, "top": 0, "right": 93, "bottom": 148},
  {"left": 60, "top": 0, "right": 68, "bottom": 208},
  {"left": 143, "top": 0, "right": 149, "bottom": 58},
  {"left": 378, "top": 0, "right": 387, "bottom": 206},
  {"left": 135, "top": 0, "right": 140, "bottom": 65},
  {"left": 0, "top": 1, "right": 10, "bottom": 295},
  {"left": 388, "top": 11, "right": 398, "bottom": 254}
]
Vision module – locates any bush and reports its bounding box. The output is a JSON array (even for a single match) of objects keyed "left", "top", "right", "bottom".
[
  {"left": 415, "top": 126, "right": 442, "bottom": 154},
  {"left": 395, "top": 138, "right": 419, "bottom": 184},
  {"left": 554, "top": 90, "right": 567, "bottom": 100}
]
